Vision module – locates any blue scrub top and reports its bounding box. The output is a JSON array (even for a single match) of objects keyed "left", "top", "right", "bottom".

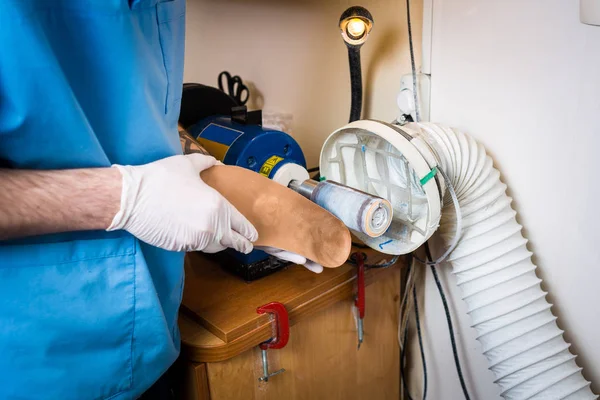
[{"left": 0, "top": 1, "right": 186, "bottom": 398}]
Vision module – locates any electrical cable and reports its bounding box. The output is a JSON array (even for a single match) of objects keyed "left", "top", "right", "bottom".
[
  {"left": 424, "top": 242, "right": 471, "bottom": 400},
  {"left": 398, "top": 254, "right": 428, "bottom": 400},
  {"left": 399, "top": 259, "right": 414, "bottom": 400},
  {"left": 400, "top": 323, "right": 414, "bottom": 400},
  {"left": 412, "top": 165, "right": 463, "bottom": 265},
  {"left": 413, "top": 282, "right": 427, "bottom": 400},
  {"left": 406, "top": 0, "right": 420, "bottom": 123},
  {"left": 404, "top": 4, "right": 470, "bottom": 389},
  {"left": 347, "top": 252, "right": 399, "bottom": 269},
  {"left": 398, "top": 256, "right": 415, "bottom": 352},
  {"left": 367, "top": 255, "right": 400, "bottom": 268},
  {"left": 398, "top": 257, "right": 405, "bottom": 400}
]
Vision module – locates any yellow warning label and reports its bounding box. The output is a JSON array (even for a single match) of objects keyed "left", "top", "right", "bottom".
[
  {"left": 196, "top": 138, "right": 230, "bottom": 162},
  {"left": 259, "top": 156, "right": 284, "bottom": 177}
]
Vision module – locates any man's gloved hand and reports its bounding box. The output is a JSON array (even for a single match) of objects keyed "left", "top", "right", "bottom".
[
  {"left": 257, "top": 246, "right": 324, "bottom": 274},
  {"left": 108, "top": 154, "right": 258, "bottom": 253}
]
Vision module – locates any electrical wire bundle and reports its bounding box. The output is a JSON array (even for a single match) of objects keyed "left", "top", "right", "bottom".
[
  {"left": 399, "top": 2, "right": 471, "bottom": 399},
  {"left": 399, "top": 243, "right": 472, "bottom": 400}
]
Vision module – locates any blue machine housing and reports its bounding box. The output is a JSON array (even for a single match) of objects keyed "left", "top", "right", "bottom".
[
  {"left": 188, "top": 115, "right": 307, "bottom": 178},
  {"left": 187, "top": 115, "right": 308, "bottom": 275}
]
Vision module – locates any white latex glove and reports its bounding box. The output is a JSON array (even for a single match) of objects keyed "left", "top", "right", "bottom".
[
  {"left": 257, "top": 246, "right": 324, "bottom": 274},
  {"left": 108, "top": 154, "right": 258, "bottom": 253}
]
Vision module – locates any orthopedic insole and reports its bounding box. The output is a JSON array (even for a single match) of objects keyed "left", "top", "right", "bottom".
[{"left": 201, "top": 165, "right": 351, "bottom": 268}]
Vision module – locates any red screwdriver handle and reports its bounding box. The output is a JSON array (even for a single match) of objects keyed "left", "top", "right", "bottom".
[{"left": 354, "top": 252, "right": 365, "bottom": 319}]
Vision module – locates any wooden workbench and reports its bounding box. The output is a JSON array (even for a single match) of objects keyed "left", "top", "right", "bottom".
[{"left": 178, "top": 250, "right": 405, "bottom": 400}]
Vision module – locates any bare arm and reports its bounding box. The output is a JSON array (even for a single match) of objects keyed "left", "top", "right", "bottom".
[
  {"left": 0, "top": 167, "right": 122, "bottom": 240},
  {"left": 0, "top": 126, "right": 205, "bottom": 241},
  {"left": 178, "top": 124, "right": 210, "bottom": 155}
]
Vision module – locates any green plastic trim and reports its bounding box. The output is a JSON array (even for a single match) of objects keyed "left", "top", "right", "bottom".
[{"left": 420, "top": 167, "right": 438, "bottom": 186}]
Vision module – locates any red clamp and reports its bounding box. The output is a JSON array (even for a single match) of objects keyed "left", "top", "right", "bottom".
[
  {"left": 257, "top": 302, "right": 290, "bottom": 350},
  {"left": 354, "top": 252, "right": 365, "bottom": 319}
]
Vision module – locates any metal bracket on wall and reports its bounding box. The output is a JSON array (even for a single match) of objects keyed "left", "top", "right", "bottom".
[{"left": 396, "top": 73, "right": 431, "bottom": 124}]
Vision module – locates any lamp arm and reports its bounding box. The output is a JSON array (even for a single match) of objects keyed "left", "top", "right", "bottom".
[{"left": 348, "top": 46, "right": 363, "bottom": 123}]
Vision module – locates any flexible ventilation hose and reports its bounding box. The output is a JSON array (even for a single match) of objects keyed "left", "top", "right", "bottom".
[{"left": 409, "top": 122, "right": 597, "bottom": 400}]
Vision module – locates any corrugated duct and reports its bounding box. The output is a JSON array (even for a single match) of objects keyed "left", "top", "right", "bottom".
[{"left": 407, "top": 122, "right": 596, "bottom": 400}]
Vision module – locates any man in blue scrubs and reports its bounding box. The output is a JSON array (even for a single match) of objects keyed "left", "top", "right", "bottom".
[{"left": 0, "top": 1, "right": 318, "bottom": 399}]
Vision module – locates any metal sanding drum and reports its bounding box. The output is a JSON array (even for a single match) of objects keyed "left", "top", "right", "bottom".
[{"left": 309, "top": 180, "right": 392, "bottom": 238}]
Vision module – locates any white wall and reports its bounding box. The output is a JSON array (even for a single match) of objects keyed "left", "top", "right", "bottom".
[
  {"left": 422, "top": 0, "right": 600, "bottom": 398},
  {"left": 183, "top": 0, "right": 422, "bottom": 167}
]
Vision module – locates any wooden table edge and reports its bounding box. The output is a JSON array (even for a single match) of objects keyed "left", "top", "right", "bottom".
[{"left": 180, "top": 259, "right": 404, "bottom": 363}]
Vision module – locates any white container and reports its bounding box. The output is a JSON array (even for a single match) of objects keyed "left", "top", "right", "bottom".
[{"left": 581, "top": 0, "right": 600, "bottom": 26}]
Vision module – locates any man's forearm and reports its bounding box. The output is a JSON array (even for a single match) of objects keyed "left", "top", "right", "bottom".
[
  {"left": 178, "top": 124, "right": 210, "bottom": 155},
  {"left": 0, "top": 168, "right": 121, "bottom": 240},
  {"left": 0, "top": 126, "right": 206, "bottom": 241}
]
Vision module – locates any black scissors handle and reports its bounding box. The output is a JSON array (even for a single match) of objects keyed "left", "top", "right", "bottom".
[
  {"left": 230, "top": 76, "right": 249, "bottom": 105},
  {"left": 217, "top": 71, "right": 232, "bottom": 93},
  {"left": 218, "top": 71, "right": 249, "bottom": 105}
]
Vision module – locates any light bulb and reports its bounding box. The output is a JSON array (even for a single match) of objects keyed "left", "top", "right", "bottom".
[
  {"left": 346, "top": 18, "right": 367, "bottom": 39},
  {"left": 339, "top": 7, "right": 373, "bottom": 47}
]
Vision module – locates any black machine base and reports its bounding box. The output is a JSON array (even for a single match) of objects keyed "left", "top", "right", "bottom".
[{"left": 207, "top": 251, "right": 291, "bottom": 281}]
